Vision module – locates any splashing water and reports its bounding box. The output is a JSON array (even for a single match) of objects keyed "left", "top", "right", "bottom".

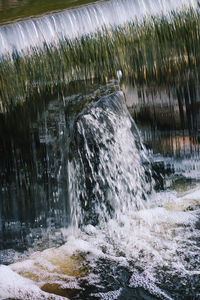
[
  {"left": 67, "top": 91, "right": 152, "bottom": 227},
  {"left": 0, "top": 90, "right": 200, "bottom": 300},
  {"left": 1, "top": 0, "right": 200, "bottom": 298}
]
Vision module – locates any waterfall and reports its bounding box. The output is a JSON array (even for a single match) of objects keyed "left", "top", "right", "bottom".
[
  {"left": 67, "top": 91, "right": 153, "bottom": 227},
  {"left": 1, "top": 0, "right": 200, "bottom": 298},
  {"left": 0, "top": 0, "right": 198, "bottom": 56}
]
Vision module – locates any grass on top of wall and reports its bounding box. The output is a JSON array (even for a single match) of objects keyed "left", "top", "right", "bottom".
[{"left": 0, "top": 6, "right": 200, "bottom": 112}]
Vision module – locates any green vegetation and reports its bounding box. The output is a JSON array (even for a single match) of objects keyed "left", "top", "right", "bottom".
[
  {"left": 0, "top": 0, "right": 100, "bottom": 24},
  {"left": 1, "top": 6, "right": 200, "bottom": 112}
]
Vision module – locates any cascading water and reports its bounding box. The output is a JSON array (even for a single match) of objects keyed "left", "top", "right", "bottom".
[
  {"left": 0, "top": 88, "right": 155, "bottom": 299},
  {"left": 1, "top": 0, "right": 200, "bottom": 299},
  {"left": 1, "top": 87, "right": 200, "bottom": 299},
  {"left": 67, "top": 91, "right": 152, "bottom": 227},
  {"left": 0, "top": 0, "right": 198, "bottom": 56}
]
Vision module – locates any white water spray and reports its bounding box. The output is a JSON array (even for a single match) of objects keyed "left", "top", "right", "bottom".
[{"left": 68, "top": 91, "right": 152, "bottom": 227}]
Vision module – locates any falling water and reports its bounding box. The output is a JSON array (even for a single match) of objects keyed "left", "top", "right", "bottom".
[
  {"left": 0, "top": 0, "right": 198, "bottom": 56},
  {"left": 67, "top": 91, "right": 152, "bottom": 227},
  {"left": 1, "top": 0, "right": 200, "bottom": 299},
  {"left": 1, "top": 85, "right": 200, "bottom": 299}
]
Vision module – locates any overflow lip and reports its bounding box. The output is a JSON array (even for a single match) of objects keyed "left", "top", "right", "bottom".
[
  {"left": 0, "top": 5, "right": 200, "bottom": 113},
  {"left": 0, "top": 0, "right": 104, "bottom": 25}
]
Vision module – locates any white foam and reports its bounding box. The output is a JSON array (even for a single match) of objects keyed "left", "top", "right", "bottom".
[
  {"left": 91, "top": 288, "right": 122, "bottom": 300},
  {"left": 0, "top": 265, "right": 67, "bottom": 299},
  {"left": 182, "top": 188, "right": 200, "bottom": 201},
  {"left": 129, "top": 271, "right": 173, "bottom": 300},
  {"left": 1, "top": 188, "right": 199, "bottom": 299}
]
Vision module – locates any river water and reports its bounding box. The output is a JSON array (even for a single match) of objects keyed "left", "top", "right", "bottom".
[
  {"left": 0, "top": 0, "right": 200, "bottom": 299},
  {"left": 0, "top": 77, "right": 200, "bottom": 299}
]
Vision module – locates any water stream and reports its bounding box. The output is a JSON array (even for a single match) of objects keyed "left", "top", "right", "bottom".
[{"left": 0, "top": 0, "right": 200, "bottom": 299}]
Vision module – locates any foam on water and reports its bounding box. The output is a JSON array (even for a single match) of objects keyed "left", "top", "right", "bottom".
[
  {"left": 0, "top": 0, "right": 198, "bottom": 56},
  {"left": 0, "top": 91, "right": 200, "bottom": 299},
  {"left": 1, "top": 187, "right": 199, "bottom": 299},
  {"left": 0, "top": 265, "right": 67, "bottom": 299}
]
